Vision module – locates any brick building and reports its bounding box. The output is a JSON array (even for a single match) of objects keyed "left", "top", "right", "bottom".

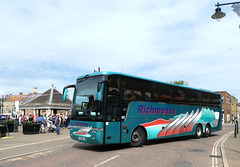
[{"left": 216, "top": 91, "right": 239, "bottom": 123}]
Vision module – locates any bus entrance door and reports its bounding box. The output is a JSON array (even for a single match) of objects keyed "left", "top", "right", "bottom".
[
  {"left": 104, "top": 93, "right": 121, "bottom": 144},
  {"left": 105, "top": 122, "right": 120, "bottom": 144}
]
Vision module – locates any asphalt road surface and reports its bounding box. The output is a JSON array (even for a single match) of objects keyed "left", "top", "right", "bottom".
[{"left": 0, "top": 124, "right": 234, "bottom": 167}]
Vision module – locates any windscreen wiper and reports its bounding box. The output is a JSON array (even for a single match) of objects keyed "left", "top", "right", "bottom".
[{"left": 88, "top": 113, "right": 95, "bottom": 121}]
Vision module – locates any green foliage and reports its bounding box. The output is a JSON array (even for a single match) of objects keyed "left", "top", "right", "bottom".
[
  {"left": 3, "top": 119, "right": 14, "bottom": 124},
  {"left": 23, "top": 121, "right": 39, "bottom": 126},
  {"left": 170, "top": 80, "right": 188, "bottom": 86}
]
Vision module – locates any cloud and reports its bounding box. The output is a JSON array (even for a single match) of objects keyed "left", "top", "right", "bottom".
[{"left": 0, "top": 0, "right": 239, "bottom": 100}]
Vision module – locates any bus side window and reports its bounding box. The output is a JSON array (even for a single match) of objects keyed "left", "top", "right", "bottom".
[
  {"left": 128, "top": 90, "right": 137, "bottom": 101},
  {"left": 144, "top": 92, "right": 151, "bottom": 101},
  {"left": 153, "top": 83, "right": 171, "bottom": 103},
  {"left": 108, "top": 76, "right": 120, "bottom": 92},
  {"left": 172, "top": 86, "right": 185, "bottom": 104},
  {"left": 201, "top": 92, "right": 212, "bottom": 107},
  {"left": 153, "top": 93, "right": 159, "bottom": 102},
  {"left": 185, "top": 89, "right": 201, "bottom": 106}
]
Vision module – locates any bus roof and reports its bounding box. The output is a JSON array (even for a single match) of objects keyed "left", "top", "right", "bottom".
[{"left": 77, "top": 71, "right": 220, "bottom": 95}]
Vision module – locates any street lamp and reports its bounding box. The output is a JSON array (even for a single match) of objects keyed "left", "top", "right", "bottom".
[
  {"left": 211, "top": 4, "right": 226, "bottom": 22},
  {"left": 212, "top": 1, "right": 240, "bottom": 21}
]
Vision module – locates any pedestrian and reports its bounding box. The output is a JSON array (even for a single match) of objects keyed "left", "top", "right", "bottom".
[
  {"left": 65, "top": 114, "right": 69, "bottom": 128},
  {"left": 51, "top": 114, "right": 56, "bottom": 125},
  {"left": 37, "top": 115, "right": 46, "bottom": 133},
  {"left": 21, "top": 115, "right": 25, "bottom": 124},
  {"left": 18, "top": 114, "right": 22, "bottom": 126},
  {"left": 32, "top": 114, "right": 35, "bottom": 122},
  {"left": 29, "top": 114, "right": 33, "bottom": 122},
  {"left": 60, "top": 114, "right": 64, "bottom": 129},
  {"left": 55, "top": 114, "right": 61, "bottom": 135},
  {"left": 43, "top": 113, "right": 47, "bottom": 128}
]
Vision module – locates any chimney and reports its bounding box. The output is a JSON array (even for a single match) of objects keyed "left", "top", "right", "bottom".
[{"left": 33, "top": 87, "right": 37, "bottom": 94}]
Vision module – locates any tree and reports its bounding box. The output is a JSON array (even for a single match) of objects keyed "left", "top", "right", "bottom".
[{"left": 170, "top": 80, "right": 188, "bottom": 86}]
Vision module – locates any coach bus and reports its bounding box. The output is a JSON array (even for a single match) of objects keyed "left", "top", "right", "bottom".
[{"left": 63, "top": 71, "right": 222, "bottom": 147}]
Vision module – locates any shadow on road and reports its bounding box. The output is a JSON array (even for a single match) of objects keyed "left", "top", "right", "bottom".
[
  {"left": 147, "top": 134, "right": 218, "bottom": 145},
  {"left": 71, "top": 134, "right": 219, "bottom": 152},
  {"left": 72, "top": 143, "right": 131, "bottom": 152}
]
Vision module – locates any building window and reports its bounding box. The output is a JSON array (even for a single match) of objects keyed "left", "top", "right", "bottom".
[{"left": 226, "top": 97, "right": 231, "bottom": 104}]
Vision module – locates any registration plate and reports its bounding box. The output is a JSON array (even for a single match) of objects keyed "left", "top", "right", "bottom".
[{"left": 78, "top": 137, "right": 85, "bottom": 140}]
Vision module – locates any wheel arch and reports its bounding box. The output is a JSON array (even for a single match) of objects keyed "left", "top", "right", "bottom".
[
  {"left": 132, "top": 125, "right": 147, "bottom": 138},
  {"left": 130, "top": 125, "right": 147, "bottom": 146}
]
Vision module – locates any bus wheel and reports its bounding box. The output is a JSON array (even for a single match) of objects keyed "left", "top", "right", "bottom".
[
  {"left": 130, "top": 127, "right": 146, "bottom": 147},
  {"left": 195, "top": 124, "right": 203, "bottom": 139},
  {"left": 204, "top": 124, "right": 211, "bottom": 137}
]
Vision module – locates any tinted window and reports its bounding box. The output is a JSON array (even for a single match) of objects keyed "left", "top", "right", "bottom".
[
  {"left": 108, "top": 75, "right": 120, "bottom": 92},
  {"left": 171, "top": 86, "right": 185, "bottom": 104},
  {"left": 153, "top": 83, "right": 171, "bottom": 103},
  {"left": 122, "top": 77, "right": 152, "bottom": 101},
  {"left": 213, "top": 94, "right": 221, "bottom": 108},
  {"left": 185, "top": 88, "right": 201, "bottom": 106},
  {"left": 201, "top": 92, "right": 220, "bottom": 107},
  {"left": 120, "top": 76, "right": 220, "bottom": 108}
]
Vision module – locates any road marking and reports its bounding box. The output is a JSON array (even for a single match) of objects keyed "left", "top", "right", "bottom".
[
  {"left": 94, "top": 155, "right": 120, "bottom": 167},
  {"left": 26, "top": 150, "right": 55, "bottom": 158},
  {"left": 0, "top": 143, "right": 71, "bottom": 161},
  {"left": 221, "top": 132, "right": 232, "bottom": 167},
  {"left": 211, "top": 133, "right": 230, "bottom": 167},
  {"left": 8, "top": 157, "right": 24, "bottom": 162},
  {"left": 0, "top": 136, "right": 69, "bottom": 151}
]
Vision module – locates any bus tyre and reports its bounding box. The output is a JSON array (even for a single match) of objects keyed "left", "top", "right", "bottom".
[
  {"left": 130, "top": 127, "right": 146, "bottom": 147},
  {"left": 204, "top": 124, "right": 211, "bottom": 137},
  {"left": 195, "top": 124, "right": 203, "bottom": 139}
]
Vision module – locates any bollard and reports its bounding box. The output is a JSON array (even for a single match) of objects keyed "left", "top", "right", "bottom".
[
  {"left": 237, "top": 121, "right": 239, "bottom": 135},
  {"left": 234, "top": 124, "right": 237, "bottom": 137}
]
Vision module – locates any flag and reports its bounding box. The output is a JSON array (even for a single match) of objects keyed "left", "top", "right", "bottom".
[{"left": 232, "top": 3, "right": 240, "bottom": 17}]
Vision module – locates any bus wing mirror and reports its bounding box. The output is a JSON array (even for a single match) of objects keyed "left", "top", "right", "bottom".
[
  {"left": 96, "top": 82, "right": 104, "bottom": 100},
  {"left": 97, "top": 82, "right": 102, "bottom": 92},
  {"left": 62, "top": 84, "right": 75, "bottom": 102},
  {"left": 63, "top": 88, "right": 68, "bottom": 102}
]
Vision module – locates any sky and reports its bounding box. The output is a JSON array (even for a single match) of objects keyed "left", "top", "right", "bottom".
[{"left": 0, "top": 0, "right": 240, "bottom": 101}]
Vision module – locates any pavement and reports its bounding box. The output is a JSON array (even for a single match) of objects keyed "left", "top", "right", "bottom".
[
  {"left": 221, "top": 123, "right": 240, "bottom": 167},
  {"left": 0, "top": 125, "right": 70, "bottom": 156}
]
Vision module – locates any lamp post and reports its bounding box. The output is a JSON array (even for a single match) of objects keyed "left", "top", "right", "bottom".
[
  {"left": 1, "top": 95, "right": 3, "bottom": 115},
  {"left": 211, "top": 1, "right": 240, "bottom": 21}
]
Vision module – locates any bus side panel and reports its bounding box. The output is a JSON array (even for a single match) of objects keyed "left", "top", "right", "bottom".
[
  {"left": 122, "top": 102, "right": 222, "bottom": 142},
  {"left": 121, "top": 117, "right": 147, "bottom": 144},
  {"left": 210, "top": 107, "right": 222, "bottom": 132},
  {"left": 70, "top": 121, "right": 104, "bottom": 145}
]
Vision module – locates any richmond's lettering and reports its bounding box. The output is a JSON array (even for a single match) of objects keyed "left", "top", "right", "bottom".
[{"left": 138, "top": 105, "right": 176, "bottom": 115}]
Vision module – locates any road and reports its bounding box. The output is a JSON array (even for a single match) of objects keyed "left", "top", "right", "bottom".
[{"left": 0, "top": 124, "right": 234, "bottom": 167}]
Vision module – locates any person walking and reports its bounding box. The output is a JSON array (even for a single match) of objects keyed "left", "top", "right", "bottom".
[
  {"left": 37, "top": 115, "right": 46, "bottom": 133},
  {"left": 55, "top": 114, "right": 61, "bottom": 135},
  {"left": 43, "top": 113, "right": 47, "bottom": 129},
  {"left": 65, "top": 114, "right": 70, "bottom": 128},
  {"left": 18, "top": 114, "right": 22, "bottom": 126}
]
